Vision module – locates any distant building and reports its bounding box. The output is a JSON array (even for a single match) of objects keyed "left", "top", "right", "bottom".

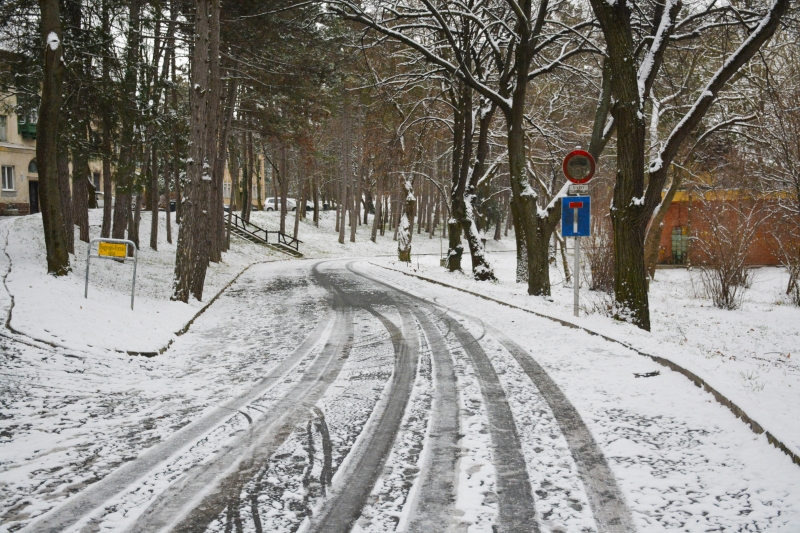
[
  {"left": 658, "top": 189, "right": 792, "bottom": 267},
  {"left": 0, "top": 91, "right": 38, "bottom": 215},
  {"left": 1, "top": 90, "right": 106, "bottom": 216}
]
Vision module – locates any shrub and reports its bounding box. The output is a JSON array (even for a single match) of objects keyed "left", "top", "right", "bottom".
[
  {"left": 694, "top": 198, "right": 764, "bottom": 310},
  {"left": 583, "top": 213, "right": 614, "bottom": 293}
]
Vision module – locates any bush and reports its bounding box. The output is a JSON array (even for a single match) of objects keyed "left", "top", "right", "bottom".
[
  {"left": 583, "top": 213, "right": 614, "bottom": 293},
  {"left": 694, "top": 199, "right": 764, "bottom": 310},
  {"left": 772, "top": 220, "right": 800, "bottom": 305}
]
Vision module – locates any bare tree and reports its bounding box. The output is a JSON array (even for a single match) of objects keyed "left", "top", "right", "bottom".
[{"left": 585, "top": 0, "right": 789, "bottom": 329}]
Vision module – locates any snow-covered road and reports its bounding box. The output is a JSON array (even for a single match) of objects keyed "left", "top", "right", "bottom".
[{"left": 3, "top": 258, "right": 799, "bottom": 532}]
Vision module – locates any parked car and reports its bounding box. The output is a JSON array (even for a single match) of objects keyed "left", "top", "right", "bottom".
[{"left": 265, "top": 198, "right": 297, "bottom": 211}]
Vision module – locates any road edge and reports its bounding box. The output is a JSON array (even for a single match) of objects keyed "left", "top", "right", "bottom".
[
  {"left": 0, "top": 212, "right": 286, "bottom": 357},
  {"left": 369, "top": 261, "right": 800, "bottom": 468}
]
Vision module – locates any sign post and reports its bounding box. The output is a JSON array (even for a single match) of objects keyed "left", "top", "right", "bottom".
[
  {"left": 85, "top": 238, "right": 138, "bottom": 310},
  {"left": 562, "top": 149, "right": 596, "bottom": 317}
]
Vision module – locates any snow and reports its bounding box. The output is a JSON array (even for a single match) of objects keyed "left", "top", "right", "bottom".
[
  {"left": 1, "top": 211, "right": 273, "bottom": 353},
  {"left": 365, "top": 261, "right": 800, "bottom": 531},
  {"left": 3, "top": 209, "right": 800, "bottom": 533},
  {"left": 46, "top": 32, "right": 59, "bottom": 51},
  {"left": 374, "top": 253, "right": 800, "bottom": 465}
]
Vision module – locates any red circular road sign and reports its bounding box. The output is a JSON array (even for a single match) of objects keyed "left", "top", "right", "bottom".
[{"left": 562, "top": 150, "right": 596, "bottom": 184}]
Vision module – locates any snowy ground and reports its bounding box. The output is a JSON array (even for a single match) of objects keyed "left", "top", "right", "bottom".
[
  {"left": 1, "top": 208, "right": 489, "bottom": 354},
  {"left": 1, "top": 210, "right": 799, "bottom": 533},
  {"left": 246, "top": 209, "right": 515, "bottom": 259},
  {"left": 1, "top": 210, "right": 276, "bottom": 353},
  {"left": 374, "top": 248, "right": 800, "bottom": 467}
]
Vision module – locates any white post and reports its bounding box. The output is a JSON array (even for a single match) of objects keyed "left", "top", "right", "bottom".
[{"left": 574, "top": 237, "right": 580, "bottom": 317}]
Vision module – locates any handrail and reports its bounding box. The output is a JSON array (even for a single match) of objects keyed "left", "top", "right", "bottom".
[{"left": 226, "top": 211, "right": 302, "bottom": 252}]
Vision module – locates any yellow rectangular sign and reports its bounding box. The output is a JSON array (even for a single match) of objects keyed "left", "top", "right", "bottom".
[{"left": 98, "top": 242, "right": 127, "bottom": 258}]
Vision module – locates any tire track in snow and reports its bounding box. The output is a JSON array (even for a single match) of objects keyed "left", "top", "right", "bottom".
[
  {"left": 352, "top": 261, "right": 634, "bottom": 532},
  {"left": 303, "top": 264, "right": 419, "bottom": 533},
  {"left": 348, "top": 262, "right": 537, "bottom": 532},
  {"left": 21, "top": 305, "right": 338, "bottom": 533},
  {"left": 124, "top": 266, "right": 357, "bottom": 533},
  {"left": 484, "top": 325, "right": 635, "bottom": 533},
  {"left": 444, "top": 314, "right": 539, "bottom": 533},
  {"left": 401, "top": 304, "right": 460, "bottom": 533}
]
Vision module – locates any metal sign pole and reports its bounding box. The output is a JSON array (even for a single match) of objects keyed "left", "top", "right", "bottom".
[
  {"left": 84, "top": 238, "right": 138, "bottom": 310},
  {"left": 131, "top": 246, "right": 138, "bottom": 310},
  {"left": 574, "top": 236, "right": 580, "bottom": 317},
  {"left": 84, "top": 244, "right": 92, "bottom": 298}
]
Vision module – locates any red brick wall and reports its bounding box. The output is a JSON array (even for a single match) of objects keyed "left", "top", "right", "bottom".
[{"left": 657, "top": 199, "right": 788, "bottom": 266}]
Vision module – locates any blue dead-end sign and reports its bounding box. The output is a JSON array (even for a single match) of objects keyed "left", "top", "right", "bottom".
[{"left": 561, "top": 195, "right": 591, "bottom": 237}]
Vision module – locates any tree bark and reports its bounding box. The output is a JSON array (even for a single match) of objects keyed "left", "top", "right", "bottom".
[
  {"left": 71, "top": 130, "right": 90, "bottom": 244},
  {"left": 447, "top": 86, "right": 466, "bottom": 271},
  {"left": 113, "top": 0, "right": 140, "bottom": 240},
  {"left": 210, "top": 76, "right": 236, "bottom": 261},
  {"left": 371, "top": 176, "right": 383, "bottom": 242},
  {"left": 398, "top": 175, "right": 415, "bottom": 262},
  {"left": 37, "top": 0, "right": 70, "bottom": 275},
  {"left": 338, "top": 98, "right": 350, "bottom": 244},
  {"left": 100, "top": 0, "right": 113, "bottom": 239},
  {"left": 461, "top": 102, "right": 496, "bottom": 280},
  {"left": 644, "top": 168, "right": 683, "bottom": 278},
  {"left": 150, "top": 144, "right": 159, "bottom": 250},
  {"left": 57, "top": 144, "right": 73, "bottom": 255},
  {"left": 173, "top": 0, "right": 215, "bottom": 302}
]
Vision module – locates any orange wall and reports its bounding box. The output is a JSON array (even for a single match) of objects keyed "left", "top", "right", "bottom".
[{"left": 657, "top": 198, "right": 788, "bottom": 266}]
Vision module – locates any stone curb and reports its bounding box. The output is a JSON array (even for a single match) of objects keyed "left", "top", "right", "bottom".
[{"left": 371, "top": 261, "right": 800, "bottom": 468}]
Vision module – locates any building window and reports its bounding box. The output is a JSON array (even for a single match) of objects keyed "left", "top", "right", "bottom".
[
  {"left": 2, "top": 166, "right": 14, "bottom": 191},
  {"left": 28, "top": 160, "right": 38, "bottom": 174},
  {"left": 93, "top": 172, "right": 101, "bottom": 190},
  {"left": 223, "top": 181, "right": 231, "bottom": 198},
  {"left": 671, "top": 226, "right": 689, "bottom": 264},
  {"left": 0, "top": 115, "right": 7, "bottom": 142}
]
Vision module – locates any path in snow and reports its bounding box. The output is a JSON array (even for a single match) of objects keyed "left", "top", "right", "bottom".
[{"left": 4, "top": 257, "right": 797, "bottom": 533}]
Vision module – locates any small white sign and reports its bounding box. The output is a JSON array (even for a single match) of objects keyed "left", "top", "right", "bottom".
[{"left": 568, "top": 184, "right": 589, "bottom": 195}]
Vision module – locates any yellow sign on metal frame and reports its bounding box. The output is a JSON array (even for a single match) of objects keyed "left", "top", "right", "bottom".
[{"left": 98, "top": 242, "right": 127, "bottom": 258}]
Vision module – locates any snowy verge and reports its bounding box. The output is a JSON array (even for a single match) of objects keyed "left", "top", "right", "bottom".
[
  {"left": 1, "top": 211, "right": 282, "bottom": 353},
  {"left": 370, "top": 259, "right": 800, "bottom": 467}
]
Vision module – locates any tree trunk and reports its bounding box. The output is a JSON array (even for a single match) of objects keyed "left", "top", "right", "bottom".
[
  {"left": 644, "top": 168, "right": 683, "bottom": 279},
  {"left": 150, "top": 144, "right": 159, "bottom": 250},
  {"left": 100, "top": 0, "right": 112, "bottom": 239},
  {"left": 37, "top": 0, "right": 70, "bottom": 274},
  {"left": 371, "top": 177, "right": 383, "bottom": 242},
  {"left": 210, "top": 76, "right": 237, "bottom": 261},
  {"left": 460, "top": 103, "right": 496, "bottom": 281},
  {"left": 129, "top": 191, "right": 142, "bottom": 253},
  {"left": 189, "top": 0, "right": 221, "bottom": 299},
  {"left": 312, "top": 171, "right": 319, "bottom": 227},
  {"left": 165, "top": 150, "right": 172, "bottom": 244},
  {"left": 71, "top": 133, "right": 90, "bottom": 244},
  {"left": 240, "top": 132, "right": 250, "bottom": 221},
  {"left": 173, "top": 0, "right": 215, "bottom": 302},
  {"left": 398, "top": 175, "right": 415, "bottom": 262},
  {"left": 57, "top": 144, "right": 73, "bottom": 255},
  {"left": 113, "top": 0, "right": 140, "bottom": 241},
  {"left": 350, "top": 147, "right": 362, "bottom": 242},
  {"left": 338, "top": 98, "right": 350, "bottom": 244},
  {"left": 279, "top": 142, "right": 288, "bottom": 232},
  {"left": 447, "top": 86, "right": 465, "bottom": 271},
  {"left": 293, "top": 160, "right": 303, "bottom": 240},
  {"left": 171, "top": 38, "right": 181, "bottom": 225},
  {"left": 101, "top": 123, "right": 113, "bottom": 240}
]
